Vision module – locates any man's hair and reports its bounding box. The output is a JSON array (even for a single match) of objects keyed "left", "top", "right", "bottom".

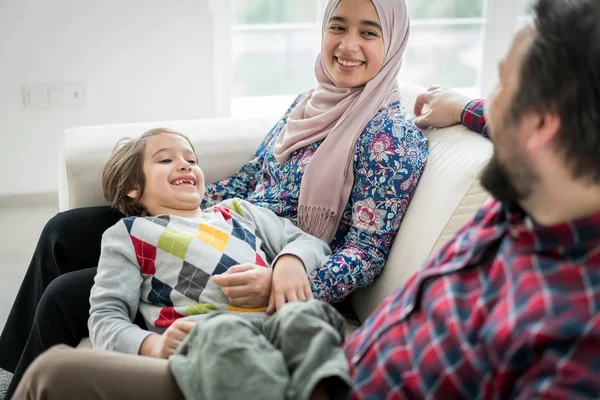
[
  {"left": 510, "top": 0, "right": 600, "bottom": 183},
  {"left": 101, "top": 128, "right": 196, "bottom": 216}
]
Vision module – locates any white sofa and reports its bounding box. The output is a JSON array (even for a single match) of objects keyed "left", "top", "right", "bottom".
[{"left": 59, "top": 83, "right": 493, "bottom": 332}]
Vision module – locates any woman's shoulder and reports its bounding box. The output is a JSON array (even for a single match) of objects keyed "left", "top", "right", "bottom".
[
  {"left": 360, "top": 101, "right": 424, "bottom": 144},
  {"left": 282, "top": 90, "right": 312, "bottom": 117},
  {"left": 262, "top": 91, "right": 312, "bottom": 143}
]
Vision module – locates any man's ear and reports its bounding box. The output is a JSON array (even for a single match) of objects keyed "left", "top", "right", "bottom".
[
  {"left": 127, "top": 185, "right": 141, "bottom": 200},
  {"left": 526, "top": 111, "right": 561, "bottom": 153}
]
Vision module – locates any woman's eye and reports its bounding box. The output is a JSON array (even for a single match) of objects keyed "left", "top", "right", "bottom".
[
  {"left": 159, "top": 159, "right": 172, "bottom": 164},
  {"left": 329, "top": 25, "right": 344, "bottom": 32},
  {"left": 363, "top": 31, "right": 378, "bottom": 37}
]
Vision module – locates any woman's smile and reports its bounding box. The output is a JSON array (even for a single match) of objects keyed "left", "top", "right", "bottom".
[{"left": 334, "top": 56, "right": 366, "bottom": 72}]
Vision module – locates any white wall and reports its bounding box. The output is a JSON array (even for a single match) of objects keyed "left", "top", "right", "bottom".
[{"left": 0, "top": 0, "right": 218, "bottom": 196}]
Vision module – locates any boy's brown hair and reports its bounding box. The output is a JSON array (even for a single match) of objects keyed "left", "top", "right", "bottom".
[{"left": 101, "top": 128, "right": 197, "bottom": 217}]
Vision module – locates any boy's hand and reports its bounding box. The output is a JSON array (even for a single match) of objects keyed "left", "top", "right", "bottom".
[
  {"left": 267, "top": 254, "right": 312, "bottom": 314},
  {"left": 139, "top": 320, "right": 196, "bottom": 359},
  {"left": 211, "top": 264, "right": 272, "bottom": 308}
]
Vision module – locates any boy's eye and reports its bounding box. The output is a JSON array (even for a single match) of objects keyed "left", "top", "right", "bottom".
[
  {"left": 188, "top": 160, "right": 197, "bottom": 164},
  {"left": 159, "top": 159, "right": 172, "bottom": 164}
]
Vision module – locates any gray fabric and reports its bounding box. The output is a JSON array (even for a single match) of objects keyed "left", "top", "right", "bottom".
[
  {"left": 169, "top": 299, "right": 350, "bottom": 400},
  {"left": 232, "top": 199, "right": 332, "bottom": 276},
  {"left": 89, "top": 198, "right": 331, "bottom": 355},
  {"left": 0, "top": 368, "right": 11, "bottom": 400}
]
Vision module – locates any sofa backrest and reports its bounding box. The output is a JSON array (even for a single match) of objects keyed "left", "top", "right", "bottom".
[
  {"left": 59, "top": 117, "right": 275, "bottom": 211},
  {"left": 59, "top": 83, "right": 493, "bottom": 321}
]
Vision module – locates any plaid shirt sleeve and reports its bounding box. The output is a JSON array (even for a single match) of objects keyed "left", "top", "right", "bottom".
[{"left": 461, "top": 99, "right": 488, "bottom": 137}]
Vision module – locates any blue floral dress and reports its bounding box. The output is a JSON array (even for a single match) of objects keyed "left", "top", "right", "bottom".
[{"left": 204, "top": 93, "right": 429, "bottom": 303}]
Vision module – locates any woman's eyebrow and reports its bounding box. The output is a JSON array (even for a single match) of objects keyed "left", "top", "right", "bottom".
[
  {"left": 329, "top": 16, "right": 346, "bottom": 24},
  {"left": 328, "top": 16, "right": 382, "bottom": 32},
  {"left": 361, "top": 20, "right": 382, "bottom": 31}
]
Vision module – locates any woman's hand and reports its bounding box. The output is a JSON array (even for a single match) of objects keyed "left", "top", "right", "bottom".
[
  {"left": 267, "top": 254, "right": 312, "bottom": 314},
  {"left": 211, "top": 264, "right": 272, "bottom": 308},
  {"left": 139, "top": 320, "right": 196, "bottom": 358},
  {"left": 413, "top": 86, "right": 472, "bottom": 129}
]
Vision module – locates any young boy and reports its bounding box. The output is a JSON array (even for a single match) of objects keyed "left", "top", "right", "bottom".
[{"left": 90, "top": 127, "right": 332, "bottom": 358}]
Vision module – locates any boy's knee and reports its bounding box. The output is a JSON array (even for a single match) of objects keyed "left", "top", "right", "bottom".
[
  {"left": 271, "top": 300, "right": 346, "bottom": 337},
  {"left": 277, "top": 299, "right": 325, "bottom": 318}
]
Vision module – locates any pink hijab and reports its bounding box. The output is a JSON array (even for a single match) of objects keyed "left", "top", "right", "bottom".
[{"left": 273, "top": 0, "right": 410, "bottom": 243}]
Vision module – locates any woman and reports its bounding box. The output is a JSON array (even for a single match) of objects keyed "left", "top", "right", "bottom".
[{"left": 3, "top": 0, "right": 428, "bottom": 397}]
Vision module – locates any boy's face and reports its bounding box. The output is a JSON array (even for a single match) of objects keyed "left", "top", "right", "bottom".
[{"left": 129, "top": 133, "right": 205, "bottom": 216}]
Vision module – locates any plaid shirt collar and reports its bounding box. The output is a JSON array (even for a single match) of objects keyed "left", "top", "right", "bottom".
[{"left": 506, "top": 202, "right": 600, "bottom": 257}]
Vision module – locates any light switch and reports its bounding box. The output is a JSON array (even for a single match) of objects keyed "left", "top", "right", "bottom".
[
  {"left": 48, "top": 88, "right": 66, "bottom": 105},
  {"left": 23, "top": 83, "right": 86, "bottom": 109},
  {"left": 64, "top": 84, "right": 86, "bottom": 107},
  {"left": 24, "top": 86, "right": 47, "bottom": 108}
]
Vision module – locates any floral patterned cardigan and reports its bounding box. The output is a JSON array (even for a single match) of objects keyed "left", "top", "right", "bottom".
[{"left": 203, "top": 93, "right": 429, "bottom": 303}]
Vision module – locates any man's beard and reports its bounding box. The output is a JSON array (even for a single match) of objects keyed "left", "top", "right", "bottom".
[{"left": 480, "top": 154, "right": 536, "bottom": 207}]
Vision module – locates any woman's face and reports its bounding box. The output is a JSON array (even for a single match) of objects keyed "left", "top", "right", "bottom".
[{"left": 322, "top": 0, "right": 385, "bottom": 88}]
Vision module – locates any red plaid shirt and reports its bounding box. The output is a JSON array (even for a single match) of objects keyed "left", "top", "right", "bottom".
[
  {"left": 344, "top": 103, "right": 600, "bottom": 399},
  {"left": 461, "top": 99, "right": 488, "bottom": 137}
]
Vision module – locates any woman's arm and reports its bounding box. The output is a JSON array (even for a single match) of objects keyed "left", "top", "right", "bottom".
[
  {"left": 88, "top": 220, "right": 152, "bottom": 354},
  {"left": 202, "top": 128, "right": 277, "bottom": 208},
  {"left": 310, "top": 112, "right": 429, "bottom": 303}
]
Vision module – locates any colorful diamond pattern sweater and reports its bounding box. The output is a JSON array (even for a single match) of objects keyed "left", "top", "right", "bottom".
[{"left": 88, "top": 199, "right": 331, "bottom": 355}]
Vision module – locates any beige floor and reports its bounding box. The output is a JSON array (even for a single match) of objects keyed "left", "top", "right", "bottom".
[{"left": 0, "top": 200, "right": 58, "bottom": 332}]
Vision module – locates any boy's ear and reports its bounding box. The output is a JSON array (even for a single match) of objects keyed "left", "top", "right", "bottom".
[{"left": 127, "top": 185, "right": 141, "bottom": 200}]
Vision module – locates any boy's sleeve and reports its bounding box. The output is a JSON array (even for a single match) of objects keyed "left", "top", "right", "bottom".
[
  {"left": 88, "top": 220, "right": 154, "bottom": 354},
  {"left": 227, "top": 199, "right": 331, "bottom": 275}
]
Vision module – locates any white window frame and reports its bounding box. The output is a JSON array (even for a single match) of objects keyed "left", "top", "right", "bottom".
[
  {"left": 210, "top": 0, "right": 523, "bottom": 118},
  {"left": 480, "top": 0, "right": 520, "bottom": 96}
]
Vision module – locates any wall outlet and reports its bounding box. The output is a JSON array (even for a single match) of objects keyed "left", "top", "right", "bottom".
[{"left": 23, "top": 83, "right": 86, "bottom": 109}]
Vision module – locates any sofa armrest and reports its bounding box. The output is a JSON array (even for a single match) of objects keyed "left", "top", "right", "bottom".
[{"left": 58, "top": 117, "right": 277, "bottom": 211}]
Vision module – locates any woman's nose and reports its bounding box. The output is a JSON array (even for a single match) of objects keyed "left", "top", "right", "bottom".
[{"left": 340, "top": 32, "right": 360, "bottom": 53}]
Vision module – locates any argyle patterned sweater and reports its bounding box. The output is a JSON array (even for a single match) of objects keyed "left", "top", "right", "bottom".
[{"left": 89, "top": 198, "right": 331, "bottom": 355}]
